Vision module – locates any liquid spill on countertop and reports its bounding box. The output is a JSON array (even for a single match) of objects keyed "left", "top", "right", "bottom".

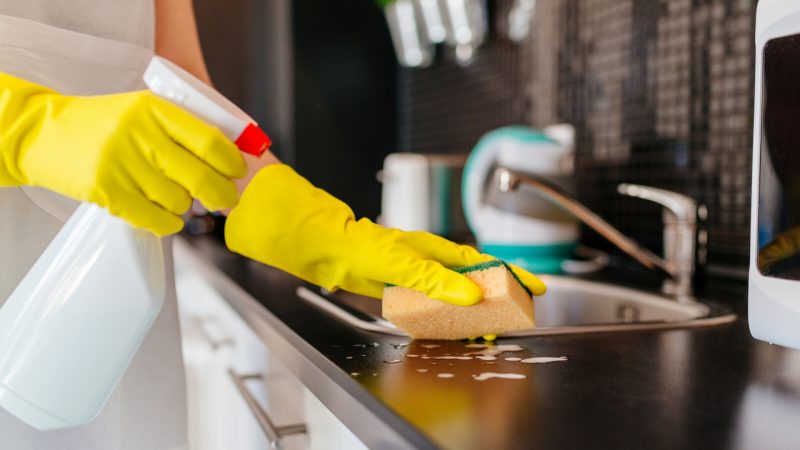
[
  {"left": 521, "top": 356, "right": 568, "bottom": 364},
  {"left": 464, "top": 344, "right": 524, "bottom": 357},
  {"left": 344, "top": 341, "right": 568, "bottom": 382},
  {"left": 352, "top": 342, "right": 380, "bottom": 348},
  {"left": 473, "top": 373, "right": 527, "bottom": 381}
]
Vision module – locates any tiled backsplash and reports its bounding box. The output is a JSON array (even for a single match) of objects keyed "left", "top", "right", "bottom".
[
  {"left": 398, "top": 1, "right": 526, "bottom": 155},
  {"left": 399, "top": 0, "right": 757, "bottom": 281}
]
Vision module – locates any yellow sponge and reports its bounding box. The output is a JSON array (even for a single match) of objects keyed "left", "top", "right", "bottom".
[{"left": 382, "top": 260, "right": 535, "bottom": 340}]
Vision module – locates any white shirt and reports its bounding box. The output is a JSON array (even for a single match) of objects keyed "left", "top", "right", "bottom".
[{"left": 0, "top": 2, "right": 188, "bottom": 449}]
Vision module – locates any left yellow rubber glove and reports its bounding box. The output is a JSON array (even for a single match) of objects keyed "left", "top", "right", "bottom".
[
  {"left": 0, "top": 73, "right": 247, "bottom": 236},
  {"left": 225, "top": 164, "right": 546, "bottom": 306}
]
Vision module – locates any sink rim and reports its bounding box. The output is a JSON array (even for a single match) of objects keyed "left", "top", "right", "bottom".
[
  {"left": 295, "top": 277, "right": 737, "bottom": 338},
  {"left": 537, "top": 274, "right": 711, "bottom": 317}
]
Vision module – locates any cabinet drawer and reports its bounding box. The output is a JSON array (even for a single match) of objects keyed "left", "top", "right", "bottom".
[{"left": 176, "top": 257, "right": 367, "bottom": 450}]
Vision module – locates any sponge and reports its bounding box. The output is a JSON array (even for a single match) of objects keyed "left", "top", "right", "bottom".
[{"left": 382, "top": 260, "right": 535, "bottom": 340}]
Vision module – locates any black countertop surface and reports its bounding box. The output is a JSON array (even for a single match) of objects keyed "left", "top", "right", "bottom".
[{"left": 184, "top": 236, "right": 800, "bottom": 450}]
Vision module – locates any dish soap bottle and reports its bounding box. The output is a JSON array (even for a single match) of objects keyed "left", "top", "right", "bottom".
[{"left": 0, "top": 56, "right": 269, "bottom": 430}]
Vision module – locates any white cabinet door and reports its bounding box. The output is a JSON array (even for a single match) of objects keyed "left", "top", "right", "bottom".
[
  {"left": 304, "top": 390, "right": 369, "bottom": 450},
  {"left": 177, "top": 266, "right": 255, "bottom": 450},
  {"left": 176, "top": 252, "right": 367, "bottom": 450}
]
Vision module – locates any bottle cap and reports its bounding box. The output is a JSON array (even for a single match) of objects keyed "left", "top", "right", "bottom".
[{"left": 235, "top": 123, "right": 272, "bottom": 156}]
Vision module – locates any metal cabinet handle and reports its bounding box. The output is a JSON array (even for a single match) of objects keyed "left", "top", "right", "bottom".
[{"left": 228, "top": 369, "right": 307, "bottom": 449}]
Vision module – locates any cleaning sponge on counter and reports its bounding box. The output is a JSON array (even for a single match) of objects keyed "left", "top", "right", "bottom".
[{"left": 382, "top": 260, "right": 535, "bottom": 340}]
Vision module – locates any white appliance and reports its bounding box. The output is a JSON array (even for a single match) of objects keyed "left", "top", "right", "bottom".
[
  {"left": 749, "top": 0, "right": 800, "bottom": 349},
  {"left": 0, "top": 56, "right": 269, "bottom": 430},
  {"left": 379, "top": 153, "right": 468, "bottom": 239},
  {"left": 462, "top": 125, "right": 578, "bottom": 273}
]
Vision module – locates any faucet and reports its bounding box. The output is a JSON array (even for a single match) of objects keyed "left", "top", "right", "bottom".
[{"left": 494, "top": 167, "right": 706, "bottom": 300}]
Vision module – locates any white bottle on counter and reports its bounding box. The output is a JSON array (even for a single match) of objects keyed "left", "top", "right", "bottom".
[
  {"left": 749, "top": 0, "right": 800, "bottom": 350},
  {"left": 0, "top": 56, "right": 270, "bottom": 430}
]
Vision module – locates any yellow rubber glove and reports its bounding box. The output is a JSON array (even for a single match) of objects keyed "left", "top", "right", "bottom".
[
  {"left": 0, "top": 73, "right": 246, "bottom": 236},
  {"left": 225, "top": 164, "right": 546, "bottom": 306}
]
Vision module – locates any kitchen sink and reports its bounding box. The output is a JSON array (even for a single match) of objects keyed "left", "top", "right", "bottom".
[{"left": 296, "top": 275, "right": 736, "bottom": 337}]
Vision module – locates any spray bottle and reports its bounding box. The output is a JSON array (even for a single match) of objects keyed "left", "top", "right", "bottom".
[{"left": 0, "top": 56, "right": 269, "bottom": 430}]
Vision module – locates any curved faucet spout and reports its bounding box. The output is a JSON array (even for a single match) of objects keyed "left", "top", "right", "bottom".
[{"left": 493, "top": 167, "right": 676, "bottom": 281}]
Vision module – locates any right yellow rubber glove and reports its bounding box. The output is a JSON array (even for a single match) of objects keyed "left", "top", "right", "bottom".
[
  {"left": 0, "top": 73, "right": 246, "bottom": 236},
  {"left": 226, "top": 164, "right": 546, "bottom": 306}
]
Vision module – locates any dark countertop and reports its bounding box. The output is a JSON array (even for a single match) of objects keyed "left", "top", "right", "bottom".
[{"left": 181, "top": 236, "right": 800, "bottom": 450}]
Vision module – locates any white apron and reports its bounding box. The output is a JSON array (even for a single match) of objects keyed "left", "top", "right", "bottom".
[{"left": 0, "top": 2, "right": 188, "bottom": 449}]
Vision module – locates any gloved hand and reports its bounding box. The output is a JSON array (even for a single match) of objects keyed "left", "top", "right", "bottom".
[
  {"left": 225, "top": 164, "right": 546, "bottom": 306},
  {"left": 0, "top": 72, "right": 246, "bottom": 236}
]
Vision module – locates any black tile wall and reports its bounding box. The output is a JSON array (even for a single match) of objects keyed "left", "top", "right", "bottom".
[
  {"left": 398, "top": 0, "right": 526, "bottom": 154},
  {"left": 399, "top": 0, "right": 757, "bottom": 281}
]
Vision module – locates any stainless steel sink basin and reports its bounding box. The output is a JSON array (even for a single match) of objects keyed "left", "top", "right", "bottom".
[{"left": 296, "top": 275, "right": 736, "bottom": 337}]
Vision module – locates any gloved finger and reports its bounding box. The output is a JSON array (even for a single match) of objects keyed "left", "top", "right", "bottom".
[
  {"left": 147, "top": 135, "right": 240, "bottom": 211},
  {"left": 339, "top": 279, "right": 385, "bottom": 300},
  {"left": 506, "top": 263, "right": 547, "bottom": 296},
  {"left": 107, "top": 193, "right": 184, "bottom": 237},
  {"left": 126, "top": 153, "right": 192, "bottom": 215},
  {"left": 372, "top": 256, "right": 484, "bottom": 306},
  {"left": 402, "top": 230, "right": 492, "bottom": 267},
  {"left": 147, "top": 93, "right": 247, "bottom": 179},
  {"left": 399, "top": 231, "right": 547, "bottom": 294}
]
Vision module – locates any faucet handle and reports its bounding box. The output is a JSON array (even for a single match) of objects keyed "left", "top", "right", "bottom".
[
  {"left": 617, "top": 184, "right": 701, "bottom": 224},
  {"left": 616, "top": 184, "right": 705, "bottom": 299}
]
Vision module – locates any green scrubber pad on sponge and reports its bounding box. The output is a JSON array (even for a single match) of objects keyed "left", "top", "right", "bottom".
[{"left": 382, "top": 260, "right": 536, "bottom": 340}]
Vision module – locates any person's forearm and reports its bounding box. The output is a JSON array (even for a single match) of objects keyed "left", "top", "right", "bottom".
[
  {"left": 154, "top": 0, "right": 280, "bottom": 201},
  {"left": 155, "top": 0, "right": 211, "bottom": 84}
]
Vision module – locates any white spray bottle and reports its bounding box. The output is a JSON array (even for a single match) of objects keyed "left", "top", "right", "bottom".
[{"left": 0, "top": 56, "right": 270, "bottom": 430}]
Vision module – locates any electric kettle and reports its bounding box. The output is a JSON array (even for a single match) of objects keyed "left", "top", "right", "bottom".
[{"left": 462, "top": 125, "right": 578, "bottom": 273}]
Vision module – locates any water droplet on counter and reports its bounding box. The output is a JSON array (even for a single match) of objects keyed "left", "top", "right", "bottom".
[
  {"left": 350, "top": 372, "right": 360, "bottom": 377},
  {"left": 472, "top": 372, "right": 527, "bottom": 381},
  {"left": 383, "top": 359, "right": 403, "bottom": 364},
  {"left": 421, "top": 344, "right": 441, "bottom": 349},
  {"left": 406, "top": 354, "right": 419, "bottom": 358},
  {"left": 476, "top": 355, "right": 497, "bottom": 361},
  {"left": 417, "top": 369, "right": 429, "bottom": 373},
  {"left": 371, "top": 342, "right": 380, "bottom": 347},
  {"left": 504, "top": 357, "right": 522, "bottom": 362},
  {"left": 391, "top": 343, "right": 409, "bottom": 349},
  {"left": 352, "top": 344, "right": 367, "bottom": 348},
  {"left": 437, "top": 373, "right": 455, "bottom": 379},
  {"left": 345, "top": 356, "right": 354, "bottom": 360},
  {"left": 433, "top": 356, "right": 473, "bottom": 360},
  {"left": 520, "top": 356, "right": 568, "bottom": 364},
  {"left": 464, "top": 344, "right": 523, "bottom": 357}
]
